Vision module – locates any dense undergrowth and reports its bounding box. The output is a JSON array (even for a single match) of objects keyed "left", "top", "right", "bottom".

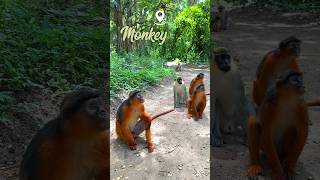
[
  {"left": 0, "top": 0, "right": 108, "bottom": 121},
  {"left": 110, "top": 51, "right": 175, "bottom": 96}
]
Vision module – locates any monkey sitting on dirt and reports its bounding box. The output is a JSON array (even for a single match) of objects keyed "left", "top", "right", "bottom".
[
  {"left": 174, "top": 77, "right": 188, "bottom": 108},
  {"left": 211, "top": 47, "right": 250, "bottom": 147},
  {"left": 20, "top": 88, "right": 109, "bottom": 180},
  {"left": 187, "top": 74, "right": 207, "bottom": 121},
  {"left": 247, "top": 71, "right": 308, "bottom": 179},
  {"left": 116, "top": 90, "right": 155, "bottom": 152}
]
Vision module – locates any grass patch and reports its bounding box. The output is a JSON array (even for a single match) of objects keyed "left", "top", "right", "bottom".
[{"left": 110, "top": 51, "right": 176, "bottom": 96}]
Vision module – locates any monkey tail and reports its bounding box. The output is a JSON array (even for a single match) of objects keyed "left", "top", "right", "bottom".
[
  {"left": 307, "top": 98, "right": 320, "bottom": 107},
  {"left": 151, "top": 109, "right": 175, "bottom": 121}
]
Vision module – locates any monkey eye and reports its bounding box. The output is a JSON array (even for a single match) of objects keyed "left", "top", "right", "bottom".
[{"left": 136, "top": 93, "right": 142, "bottom": 99}]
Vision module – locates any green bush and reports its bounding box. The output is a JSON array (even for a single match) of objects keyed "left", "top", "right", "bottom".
[
  {"left": 0, "top": 0, "right": 108, "bottom": 120},
  {"left": 110, "top": 51, "right": 175, "bottom": 96},
  {"left": 164, "top": 0, "right": 210, "bottom": 63},
  {"left": 0, "top": 91, "right": 16, "bottom": 122}
]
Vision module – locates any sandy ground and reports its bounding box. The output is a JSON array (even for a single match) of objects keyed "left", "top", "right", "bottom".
[
  {"left": 211, "top": 10, "right": 320, "bottom": 180},
  {"left": 110, "top": 65, "right": 210, "bottom": 180}
]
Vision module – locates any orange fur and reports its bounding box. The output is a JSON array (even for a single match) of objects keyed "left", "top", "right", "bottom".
[
  {"left": 116, "top": 94, "right": 154, "bottom": 152},
  {"left": 38, "top": 130, "right": 109, "bottom": 180},
  {"left": 189, "top": 74, "right": 204, "bottom": 96},
  {"left": 253, "top": 50, "right": 301, "bottom": 106},
  {"left": 248, "top": 73, "right": 308, "bottom": 179},
  {"left": 19, "top": 89, "right": 109, "bottom": 180},
  {"left": 187, "top": 84, "right": 207, "bottom": 121}
]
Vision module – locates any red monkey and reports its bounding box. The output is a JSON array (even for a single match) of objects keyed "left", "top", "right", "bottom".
[
  {"left": 189, "top": 73, "right": 204, "bottom": 97},
  {"left": 187, "top": 83, "right": 207, "bottom": 121},
  {"left": 253, "top": 36, "right": 302, "bottom": 106},
  {"left": 248, "top": 71, "right": 308, "bottom": 180},
  {"left": 20, "top": 88, "right": 109, "bottom": 180},
  {"left": 115, "top": 90, "right": 155, "bottom": 152}
]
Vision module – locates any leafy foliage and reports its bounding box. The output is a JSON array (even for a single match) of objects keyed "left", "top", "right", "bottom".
[
  {"left": 0, "top": 91, "right": 16, "bottom": 122},
  {"left": 110, "top": 0, "right": 210, "bottom": 97},
  {"left": 169, "top": 0, "right": 210, "bottom": 62},
  {"left": 110, "top": 0, "right": 210, "bottom": 63},
  {"left": 110, "top": 51, "right": 175, "bottom": 96},
  {"left": 0, "top": 0, "right": 107, "bottom": 121}
]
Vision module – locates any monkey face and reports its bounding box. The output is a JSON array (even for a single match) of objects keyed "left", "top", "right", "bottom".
[
  {"left": 136, "top": 92, "right": 144, "bottom": 103},
  {"left": 83, "top": 97, "right": 108, "bottom": 130},
  {"left": 176, "top": 77, "right": 183, "bottom": 84},
  {"left": 196, "top": 73, "right": 204, "bottom": 79},
  {"left": 286, "top": 74, "right": 304, "bottom": 93},
  {"left": 279, "top": 36, "right": 302, "bottom": 57},
  {"left": 129, "top": 90, "right": 144, "bottom": 104},
  {"left": 215, "top": 54, "right": 231, "bottom": 72},
  {"left": 287, "top": 41, "right": 301, "bottom": 57},
  {"left": 277, "top": 72, "right": 304, "bottom": 95},
  {"left": 196, "top": 84, "right": 205, "bottom": 91},
  {"left": 131, "top": 92, "right": 144, "bottom": 103}
]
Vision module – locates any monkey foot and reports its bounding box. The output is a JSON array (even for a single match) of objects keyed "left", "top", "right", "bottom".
[
  {"left": 211, "top": 136, "right": 224, "bottom": 147},
  {"left": 247, "top": 164, "right": 263, "bottom": 178},
  {"left": 271, "top": 173, "right": 286, "bottom": 180},
  {"left": 187, "top": 114, "right": 192, "bottom": 119},
  {"left": 284, "top": 167, "right": 296, "bottom": 180},
  {"left": 146, "top": 143, "right": 155, "bottom": 153},
  {"left": 129, "top": 144, "right": 137, "bottom": 150},
  {"left": 287, "top": 175, "right": 296, "bottom": 180}
]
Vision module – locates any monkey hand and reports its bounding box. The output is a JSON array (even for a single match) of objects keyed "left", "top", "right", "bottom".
[
  {"left": 146, "top": 142, "right": 155, "bottom": 153},
  {"left": 129, "top": 144, "right": 137, "bottom": 150},
  {"left": 282, "top": 161, "right": 296, "bottom": 180},
  {"left": 141, "top": 115, "right": 152, "bottom": 123},
  {"left": 187, "top": 113, "right": 192, "bottom": 119},
  {"left": 247, "top": 165, "right": 263, "bottom": 179},
  {"left": 194, "top": 112, "right": 200, "bottom": 121},
  {"left": 211, "top": 134, "right": 224, "bottom": 147}
]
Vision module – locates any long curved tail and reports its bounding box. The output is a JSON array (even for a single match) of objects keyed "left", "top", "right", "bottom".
[
  {"left": 307, "top": 98, "right": 320, "bottom": 107},
  {"left": 151, "top": 109, "right": 175, "bottom": 120}
]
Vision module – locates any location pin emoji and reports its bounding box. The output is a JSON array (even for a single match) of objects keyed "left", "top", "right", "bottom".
[{"left": 155, "top": 10, "right": 165, "bottom": 22}]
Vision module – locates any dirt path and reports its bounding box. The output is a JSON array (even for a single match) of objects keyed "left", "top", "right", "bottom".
[
  {"left": 110, "top": 66, "right": 210, "bottom": 180},
  {"left": 212, "top": 11, "right": 320, "bottom": 180}
]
